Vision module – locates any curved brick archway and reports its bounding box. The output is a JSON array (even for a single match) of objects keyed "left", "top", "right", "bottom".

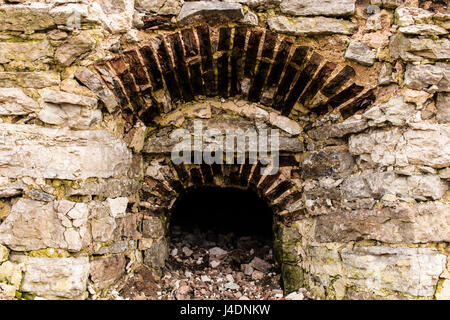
[
  {"left": 86, "top": 25, "right": 375, "bottom": 129},
  {"left": 0, "top": 0, "right": 448, "bottom": 301}
]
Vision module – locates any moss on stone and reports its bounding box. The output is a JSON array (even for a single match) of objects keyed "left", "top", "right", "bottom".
[{"left": 282, "top": 263, "right": 304, "bottom": 294}]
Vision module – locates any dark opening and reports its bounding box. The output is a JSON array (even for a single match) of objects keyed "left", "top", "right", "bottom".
[
  {"left": 170, "top": 186, "right": 273, "bottom": 239},
  {"left": 166, "top": 186, "right": 282, "bottom": 299}
]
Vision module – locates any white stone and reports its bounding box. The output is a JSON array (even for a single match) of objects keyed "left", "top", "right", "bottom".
[
  {"left": 345, "top": 42, "right": 376, "bottom": 66},
  {"left": 0, "top": 124, "right": 132, "bottom": 179},
  {"left": 399, "top": 24, "right": 448, "bottom": 36},
  {"left": 21, "top": 256, "right": 90, "bottom": 299},
  {"left": 268, "top": 15, "right": 357, "bottom": 36},
  {"left": 39, "top": 89, "right": 98, "bottom": 109},
  {"left": 280, "top": 0, "right": 356, "bottom": 17},
  {"left": 0, "top": 88, "right": 39, "bottom": 115},
  {"left": 107, "top": 197, "right": 128, "bottom": 218},
  {"left": 437, "top": 92, "right": 450, "bottom": 123},
  {"left": 404, "top": 63, "right": 450, "bottom": 92},
  {"left": 362, "top": 96, "right": 415, "bottom": 126},
  {"left": 341, "top": 246, "right": 446, "bottom": 297},
  {"left": 38, "top": 103, "right": 102, "bottom": 130}
]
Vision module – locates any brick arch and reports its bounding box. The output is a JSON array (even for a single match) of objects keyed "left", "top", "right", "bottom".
[
  {"left": 92, "top": 26, "right": 375, "bottom": 128},
  {"left": 143, "top": 157, "right": 303, "bottom": 225}
]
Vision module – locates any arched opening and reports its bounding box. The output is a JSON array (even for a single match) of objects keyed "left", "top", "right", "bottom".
[{"left": 164, "top": 186, "right": 283, "bottom": 300}]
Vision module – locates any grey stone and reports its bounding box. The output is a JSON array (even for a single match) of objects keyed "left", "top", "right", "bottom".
[
  {"left": 302, "top": 149, "right": 355, "bottom": 179},
  {"left": 21, "top": 256, "right": 90, "bottom": 299},
  {"left": 39, "top": 89, "right": 98, "bottom": 109},
  {"left": 399, "top": 24, "right": 448, "bottom": 36},
  {"left": 38, "top": 103, "right": 103, "bottom": 130},
  {"left": 315, "top": 202, "right": 450, "bottom": 243},
  {"left": 395, "top": 7, "right": 434, "bottom": 27},
  {"left": 307, "top": 119, "right": 369, "bottom": 140},
  {"left": 378, "top": 62, "right": 393, "bottom": 86},
  {"left": 135, "top": 0, "right": 182, "bottom": 15},
  {"left": 436, "top": 92, "right": 450, "bottom": 123},
  {"left": 268, "top": 15, "right": 357, "bottom": 36},
  {"left": 349, "top": 125, "right": 450, "bottom": 168},
  {"left": 341, "top": 172, "right": 447, "bottom": 201},
  {"left": 280, "top": 0, "right": 356, "bottom": 17},
  {"left": 74, "top": 68, "right": 119, "bottom": 113},
  {"left": 143, "top": 238, "right": 168, "bottom": 269},
  {"left": 178, "top": 1, "right": 244, "bottom": 24},
  {"left": 362, "top": 96, "right": 415, "bottom": 126},
  {"left": 345, "top": 42, "right": 376, "bottom": 66},
  {"left": 142, "top": 217, "right": 165, "bottom": 239},
  {"left": 0, "top": 88, "right": 38, "bottom": 116},
  {"left": 0, "top": 124, "right": 132, "bottom": 179},
  {"left": 65, "top": 178, "right": 139, "bottom": 198},
  {"left": 404, "top": 63, "right": 450, "bottom": 92},
  {"left": 55, "top": 33, "right": 96, "bottom": 67},
  {"left": 391, "top": 34, "right": 450, "bottom": 62}
]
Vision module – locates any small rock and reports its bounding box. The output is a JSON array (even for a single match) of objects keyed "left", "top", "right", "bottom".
[
  {"left": 224, "top": 282, "right": 240, "bottom": 290},
  {"left": 285, "top": 291, "right": 304, "bottom": 300},
  {"left": 182, "top": 247, "right": 193, "bottom": 257},
  {"left": 251, "top": 270, "right": 265, "bottom": 281},
  {"left": 241, "top": 264, "right": 254, "bottom": 276},
  {"left": 209, "top": 247, "right": 228, "bottom": 259},
  {"left": 210, "top": 260, "right": 221, "bottom": 268},
  {"left": 345, "top": 41, "right": 376, "bottom": 66},
  {"left": 249, "top": 257, "right": 272, "bottom": 273}
]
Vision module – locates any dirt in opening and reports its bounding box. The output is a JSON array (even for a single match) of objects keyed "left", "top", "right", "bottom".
[{"left": 118, "top": 187, "right": 311, "bottom": 300}]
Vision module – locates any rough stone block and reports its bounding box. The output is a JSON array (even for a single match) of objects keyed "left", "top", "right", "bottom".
[
  {"left": 268, "top": 15, "right": 358, "bottom": 36},
  {"left": 280, "top": 0, "right": 356, "bottom": 17},
  {"left": 21, "top": 256, "right": 90, "bottom": 299},
  {"left": 0, "top": 88, "right": 39, "bottom": 115},
  {"left": 178, "top": 1, "right": 244, "bottom": 24},
  {"left": 404, "top": 63, "right": 450, "bottom": 92},
  {"left": 302, "top": 149, "right": 355, "bottom": 179},
  {"left": 0, "top": 124, "right": 132, "bottom": 179},
  {"left": 89, "top": 255, "right": 126, "bottom": 290},
  {"left": 345, "top": 42, "right": 376, "bottom": 66}
]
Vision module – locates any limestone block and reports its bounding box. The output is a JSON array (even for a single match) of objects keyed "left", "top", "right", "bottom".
[
  {"left": 65, "top": 178, "right": 139, "bottom": 198},
  {"left": 0, "top": 124, "right": 132, "bottom": 179},
  {"left": 0, "top": 245, "right": 8, "bottom": 263},
  {"left": 399, "top": 24, "right": 448, "bottom": 36},
  {"left": 391, "top": 35, "right": 450, "bottom": 62},
  {"left": 89, "top": 255, "right": 126, "bottom": 290},
  {"left": 38, "top": 103, "right": 102, "bottom": 129},
  {"left": 74, "top": 68, "right": 118, "bottom": 113},
  {"left": 268, "top": 15, "right": 358, "bottom": 36},
  {"left": 21, "top": 256, "right": 90, "bottom": 299},
  {"left": 404, "top": 63, "right": 450, "bottom": 92},
  {"left": 136, "top": 0, "right": 182, "bottom": 15},
  {"left": 315, "top": 202, "right": 450, "bottom": 243},
  {"left": 302, "top": 149, "right": 355, "bottom": 179},
  {"left": 395, "top": 7, "right": 434, "bottom": 27},
  {"left": 178, "top": 1, "right": 244, "bottom": 24},
  {"left": 0, "top": 199, "right": 89, "bottom": 251},
  {"left": 143, "top": 237, "right": 168, "bottom": 269},
  {"left": 142, "top": 217, "right": 165, "bottom": 239},
  {"left": 0, "top": 88, "right": 39, "bottom": 116},
  {"left": 345, "top": 42, "right": 376, "bottom": 66},
  {"left": 307, "top": 119, "right": 368, "bottom": 141},
  {"left": 437, "top": 92, "right": 450, "bottom": 123},
  {"left": 54, "top": 33, "right": 96, "bottom": 67},
  {"left": 349, "top": 125, "right": 450, "bottom": 168},
  {"left": 39, "top": 88, "right": 98, "bottom": 109},
  {"left": 0, "top": 39, "right": 53, "bottom": 65},
  {"left": 362, "top": 96, "right": 415, "bottom": 126},
  {"left": 280, "top": 0, "right": 356, "bottom": 17},
  {"left": 0, "top": 72, "right": 60, "bottom": 88},
  {"left": 341, "top": 246, "right": 446, "bottom": 297}
]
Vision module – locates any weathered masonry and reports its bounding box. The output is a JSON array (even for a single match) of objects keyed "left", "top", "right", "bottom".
[{"left": 0, "top": 0, "right": 449, "bottom": 300}]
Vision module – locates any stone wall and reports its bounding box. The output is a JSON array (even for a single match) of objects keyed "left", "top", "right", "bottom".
[{"left": 0, "top": 0, "right": 448, "bottom": 300}]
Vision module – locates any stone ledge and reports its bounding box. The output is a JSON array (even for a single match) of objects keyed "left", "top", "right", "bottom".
[{"left": 0, "top": 124, "right": 132, "bottom": 180}]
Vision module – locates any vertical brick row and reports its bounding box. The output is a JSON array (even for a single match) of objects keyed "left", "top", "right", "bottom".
[
  {"left": 248, "top": 31, "right": 277, "bottom": 102},
  {"left": 155, "top": 36, "right": 182, "bottom": 101},
  {"left": 169, "top": 32, "right": 195, "bottom": 102},
  {"left": 217, "top": 27, "right": 232, "bottom": 98},
  {"left": 196, "top": 26, "right": 216, "bottom": 96},
  {"left": 139, "top": 45, "right": 164, "bottom": 91},
  {"left": 244, "top": 30, "right": 263, "bottom": 78},
  {"left": 230, "top": 27, "right": 247, "bottom": 96},
  {"left": 282, "top": 52, "right": 323, "bottom": 116}
]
